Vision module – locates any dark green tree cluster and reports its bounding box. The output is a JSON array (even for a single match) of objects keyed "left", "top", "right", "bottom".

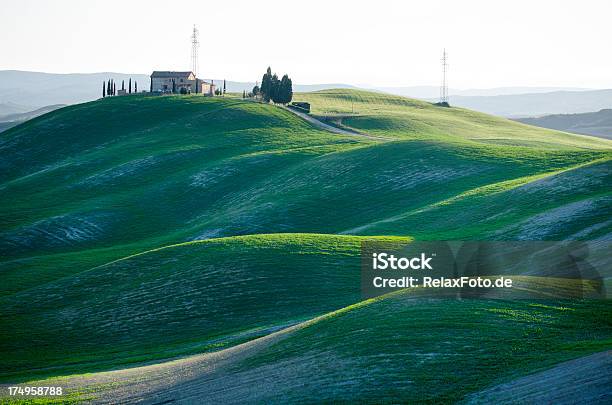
[
  {"left": 259, "top": 67, "right": 292, "bottom": 104},
  {"left": 251, "top": 83, "right": 260, "bottom": 98},
  {"left": 278, "top": 74, "right": 293, "bottom": 104}
]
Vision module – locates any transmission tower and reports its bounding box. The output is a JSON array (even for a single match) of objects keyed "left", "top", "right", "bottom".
[
  {"left": 191, "top": 25, "right": 200, "bottom": 76},
  {"left": 440, "top": 48, "right": 449, "bottom": 104}
]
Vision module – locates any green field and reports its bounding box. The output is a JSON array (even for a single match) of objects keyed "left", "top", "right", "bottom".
[
  {"left": 1, "top": 234, "right": 407, "bottom": 380},
  {"left": 0, "top": 90, "right": 610, "bottom": 402},
  {"left": 296, "top": 89, "right": 612, "bottom": 148},
  {"left": 226, "top": 294, "right": 611, "bottom": 403}
]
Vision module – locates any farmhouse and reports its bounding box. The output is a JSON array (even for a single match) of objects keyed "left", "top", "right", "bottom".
[{"left": 150, "top": 71, "right": 215, "bottom": 95}]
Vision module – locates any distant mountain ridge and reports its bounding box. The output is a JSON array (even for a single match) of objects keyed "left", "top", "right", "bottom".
[
  {"left": 0, "top": 104, "right": 65, "bottom": 133},
  {"left": 372, "top": 86, "right": 592, "bottom": 99},
  {"left": 0, "top": 70, "right": 151, "bottom": 107},
  {"left": 0, "top": 104, "right": 65, "bottom": 122},
  {"left": 0, "top": 71, "right": 359, "bottom": 107},
  {"left": 515, "top": 109, "right": 612, "bottom": 140},
  {"left": 0, "top": 101, "right": 37, "bottom": 117},
  {"left": 1, "top": 70, "right": 610, "bottom": 118},
  {"left": 443, "top": 90, "right": 612, "bottom": 117}
]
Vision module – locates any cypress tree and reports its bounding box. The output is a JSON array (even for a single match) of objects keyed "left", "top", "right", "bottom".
[
  {"left": 172, "top": 79, "right": 176, "bottom": 93},
  {"left": 279, "top": 74, "right": 293, "bottom": 104},
  {"left": 122, "top": 80, "right": 125, "bottom": 91},
  {"left": 287, "top": 75, "right": 293, "bottom": 104},
  {"left": 270, "top": 73, "right": 280, "bottom": 104},
  {"left": 223, "top": 79, "right": 226, "bottom": 96},
  {"left": 102, "top": 81, "right": 106, "bottom": 98},
  {"left": 135, "top": 81, "right": 138, "bottom": 93},
  {"left": 129, "top": 78, "right": 132, "bottom": 93},
  {"left": 260, "top": 67, "right": 272, "bottom": 102},
  {"left": 113, "top": 81, "right": 116, "bottom": 95},
  {"left": 107, "top": 80, "right": 111, "bottom": 96},
  {"left": 278, "top": 76, "right": 286, "bottom": 104}
]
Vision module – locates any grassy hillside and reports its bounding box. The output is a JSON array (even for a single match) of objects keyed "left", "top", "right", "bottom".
[
  {"left": 1, "top": 93, "right": 610, "bottom": 296},
  {"left": 294, "top": 89, "right": 612, "bottom": 148},
  {"left": 0, "top": 90, "right": 610, "bottom": 401},
  {"left": 0, "top": 234, "right": 408, "bottom": 381},
  {"left": 208, "top": 294, "right": 611, "bottom": 404},
  {"left": 4, "top": 288, "right": 609, "bottom": 403},
  {"left": 347, "top": 158, "right": 612, "bottom": 239},
  {"left": 0, "top": 95, "right": 364, "bottom": 294}
]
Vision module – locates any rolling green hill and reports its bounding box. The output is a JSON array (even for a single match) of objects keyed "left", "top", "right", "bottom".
[
  {"left": 1, "top": 92, "right": 610, "bottom": 296},
  {"left": 294, "top": 89, "right": 612, "bottom": 148},
  {"left": 0, "top": 90, "right": 610, "bottom": 402},
  {"left": 2, "top": 279, "right": 609, "bottom": 403},
  {"left": 202, "top": 293, "right": 611, "bottom": 404},
  {"left": 0, "top": 234, "right": 408, "bottom": 381}
]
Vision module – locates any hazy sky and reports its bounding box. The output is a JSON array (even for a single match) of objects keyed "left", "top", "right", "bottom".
[{"left": 1, "top": 0, "right": 611, "bottom": 88}]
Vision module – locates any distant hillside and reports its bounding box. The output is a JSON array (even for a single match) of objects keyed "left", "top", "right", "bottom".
[
  {"left": 443, "top": 89, "right": 612, "bottom": 117},
  {"left": 4, "top": 70, "right": 606, "bottom": 118},
  {"left": 0, "top": 70, "right": 150, "bottom": 107},
  {"left": 0, "top": 70, "right": 357, "bottom": 107},
  {"left": 0, "top": 104, "right": 65, "bottom": 133},
  {"left": 0, "top": 101, "right": 36, "bottom": 116},
  {"left": 515, "top": 109, "right": 612, "bottom": 140},
  {"left": 376, "top": 86, "right": 590, "bottom": 100}
]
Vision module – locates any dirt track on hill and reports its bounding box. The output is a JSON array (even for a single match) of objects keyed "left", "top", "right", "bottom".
[{"left": 283, "top": 106, "right": 390, "bottom": 141}]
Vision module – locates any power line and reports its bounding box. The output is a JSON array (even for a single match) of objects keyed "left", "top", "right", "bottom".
[
  {"left": 440, "top": 49, "right": 449, "bottom": 104},
  {"left": 191, "top": 25, "right": 199, "bottom": 76}
]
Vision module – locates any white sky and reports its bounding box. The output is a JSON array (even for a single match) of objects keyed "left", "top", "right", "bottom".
[{"left": 1, "top": 0, "right": 611, "bottom": 88}]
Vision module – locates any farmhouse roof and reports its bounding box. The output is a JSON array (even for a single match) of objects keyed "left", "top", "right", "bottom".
[{"left": 151, "top": 71, "right": 194, "bottom": 78}]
